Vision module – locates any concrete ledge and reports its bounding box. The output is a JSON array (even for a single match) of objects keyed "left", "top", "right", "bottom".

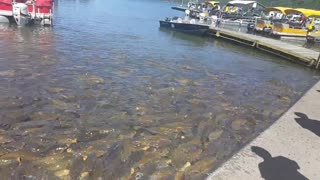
[{"left": 207, "top": 81, "right": 320, "bottom": 180}]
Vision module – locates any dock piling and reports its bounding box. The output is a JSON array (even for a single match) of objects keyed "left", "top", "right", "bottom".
[{"left": 316, "top": 53, "right": 320, "bottom": 69}]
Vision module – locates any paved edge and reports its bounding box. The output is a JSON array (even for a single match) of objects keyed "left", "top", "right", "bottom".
[{"left": 207, "top": 80, "right": 320, "bottom": 180}]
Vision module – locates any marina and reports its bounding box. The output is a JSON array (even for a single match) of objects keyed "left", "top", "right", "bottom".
[
  {"left": 162, "top": 1, "right": 320, "bottom": 179},
  {"left": 163, "top": 0, "right": 320, "bottom": 70}
]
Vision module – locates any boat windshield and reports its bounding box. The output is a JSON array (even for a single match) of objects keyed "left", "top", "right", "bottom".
[
  {"left": 262, "top": 7, "right": 291, "bottom": 21},
  {"left": 205, "top": 1, "right": 220, "bottom": 10},
  {"left": 282, "top": 9, "right": 320, "bottom": 29},
  {"left": 285, "top": 8, "right": 320, "bottom": 18},
  {"left": 223, "top": 1, "right": 264, "bottom": 18}
]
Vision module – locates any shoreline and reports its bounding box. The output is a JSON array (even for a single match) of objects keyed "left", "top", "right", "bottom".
[{"left": 207, "top": 80, "right": 320, "bottom": 180}]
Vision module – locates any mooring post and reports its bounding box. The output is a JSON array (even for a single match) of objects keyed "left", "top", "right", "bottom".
[
  {"left": 216, "top": 31, "right": 220, "bottom": 37},
  {"left": 316, "top": 52, "right": 320, "bottom": 70},
  {"left": 252, "top": 40, "right": 257, "bottom": 47}
]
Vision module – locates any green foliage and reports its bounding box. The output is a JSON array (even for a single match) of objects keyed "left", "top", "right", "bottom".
[
  {"left": 180, "top": 0, "right": 320, "bottom": 9},
  {"left": 218, "top": 0, "right": 320, "bottom": 10}
]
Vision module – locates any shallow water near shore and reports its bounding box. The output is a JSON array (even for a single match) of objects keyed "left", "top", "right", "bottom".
[{"left": 0, "top": 0, "right": 319, "bottom": 179}]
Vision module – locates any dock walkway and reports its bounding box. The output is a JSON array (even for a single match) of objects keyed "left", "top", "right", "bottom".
[
  {"left": 207, "top": 27, "right": 320, "bottom": 68},
  {"left": 207, "top": 81, "right": 320, "bottom": 180}
]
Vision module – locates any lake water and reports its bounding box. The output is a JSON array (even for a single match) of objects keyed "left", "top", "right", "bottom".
[{"left": 0, "top": 0, "right": 319, "bottom": 179}]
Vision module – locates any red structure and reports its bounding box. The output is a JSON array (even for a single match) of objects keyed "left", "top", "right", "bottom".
[
  {"left": 36, "top": 0, "right": 53, "bottom": 14},
  {"left": 0, "top": 0, "right": 27, "bottom": 13},
  {"left": 28, "top": 0, "right": 53, "bottom": 14},
  {"left": 0, "top": 0, "right": 54, "bottom": 25},
  {"left": 0, "top": 0, "right": 12, "bottom": 3},
  {"left": 0, "top": 0, "right": 13, "bottom": 12}
]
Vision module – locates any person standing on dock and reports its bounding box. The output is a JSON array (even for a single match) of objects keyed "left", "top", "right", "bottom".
[{"left": 300, "top": 15, "right": 306, "bottom": 27}]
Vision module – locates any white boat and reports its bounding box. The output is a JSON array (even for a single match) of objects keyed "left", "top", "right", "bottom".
[
  {"left": 160, "top": 17, "right": 211, "bottom": 35},
  {"left": 0, "top": 0, "right": 54, "bottom": 26},
  {"left": 217, "top": 0, "right": 265, "bottom": 29}
]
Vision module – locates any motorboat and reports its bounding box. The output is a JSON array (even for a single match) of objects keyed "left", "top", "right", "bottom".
[
  {"left": 0, "top": 0, "right": 27, "bottom": 24},
  {"left": 201, "top": 1, "right": 221, "bottom": 16},
  {"left": 172, "top": 0, "right": 200, "bottom": 12},
  {"left": 218, "top": 0, "right": 265, "bottom": 29},
  {"left": 172, "top": 1, "right": 221, "bottom": 19},
  {"left": 254, "top": 7, "right": 291, "bottom": 34},
  {"left": 272, "top": 8, "right": 320, "bottom": 38},
  {"left": 219, "top": 1, "right": 265, "bottom": 20},
  {"left": 0, "top": 0, "right": 54, "bottom": 26},
  {"left": 159, "top": 16, "right": 212, "bottom": 35}
]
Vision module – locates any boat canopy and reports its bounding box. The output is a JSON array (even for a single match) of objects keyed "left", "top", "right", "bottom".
[
  {"left": 285, "top": 8, "right": 320, "bottom": 17},
  {"left": 0, "top": 0, "right": 12, "bottom": 4},
  {"left": 36, "top": 0, "right": 53, "bottom": 7},
  {"left": 265, "top": 7, "right": 291, "bottom": 14},
  {"left": 227, "top": 0, "right": 257, "bottom": 5},
  {"left": 227, "top": 1, "right": 257, "bottom": 5},
  {"left": 206, "top": 1, "right": 220, "bottom": 6},
  {"left": 226, "top": 0, "right": 265, "bottom": 8}
]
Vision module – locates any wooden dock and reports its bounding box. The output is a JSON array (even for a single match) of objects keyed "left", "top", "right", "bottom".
[
  {"left": 207, "top": 27, "right": 320, "bottom": 69},
  {"left": 307, "top": 34, "right": 320, "bottom": 44}
]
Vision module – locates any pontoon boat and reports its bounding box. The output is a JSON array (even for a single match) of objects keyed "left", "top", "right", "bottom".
[
  {"left": 0, "top": 0, "right": 54, "bottom": 26},
  {"left": 272, "top": 8, "right": 320, "bottom": 38}
]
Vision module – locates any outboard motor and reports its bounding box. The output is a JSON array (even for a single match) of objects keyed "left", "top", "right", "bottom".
[
  {"left": 34, "top": 0, "right": 54, "bottom": 26},
  {"left": 247, "top": 23, "right": 255, "bottom": 33},
  {"left": 184, "top": 9, "right": 190, "bottom": 21},
  {"left": 210, "top": 15, "right": 218, "bottom": 27},
  {"left": 185, "top": 9, "right": 190, "bottom": 16},
  {"left": 199, "top": 13, "right": 207, "bottom": 23},
  {"left": 13, "top": 3, "right": 30, "bottom": 26}
]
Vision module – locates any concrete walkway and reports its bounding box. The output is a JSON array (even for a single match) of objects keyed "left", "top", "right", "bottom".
[{"left": 207, "top": 81, "right": 320, "bottom": 180}]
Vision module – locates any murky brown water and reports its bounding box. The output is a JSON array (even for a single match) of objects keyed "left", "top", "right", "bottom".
[{"left": 0, "top": 0, "right": 319, "bottom": 179}]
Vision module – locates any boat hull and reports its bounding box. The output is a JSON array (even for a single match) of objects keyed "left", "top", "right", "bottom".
[
  {"left": 0, "top": 15, "right": 9, "bottom": 23},
  {"left": 159, "top": 20, "right": 209, "bottom": 35}
]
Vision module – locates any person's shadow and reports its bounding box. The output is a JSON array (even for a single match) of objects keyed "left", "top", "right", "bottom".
[
  {"left": 295, "top": 112, "right": 320, "bottom": 137},
  {"left": 251, "top": 146, "right": 308, "bottom": 180}
]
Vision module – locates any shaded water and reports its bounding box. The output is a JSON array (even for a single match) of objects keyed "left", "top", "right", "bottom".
[{"left": 0, "top": 0, "right": 319, "bottom": 179}]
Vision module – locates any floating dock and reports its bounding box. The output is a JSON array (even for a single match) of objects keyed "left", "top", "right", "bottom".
[
  {"left": 307, "top": 34, "right": 320, "bottom": 44},
  {"left": 207, "top": 27, "right": 320, "bottom": 69}
]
